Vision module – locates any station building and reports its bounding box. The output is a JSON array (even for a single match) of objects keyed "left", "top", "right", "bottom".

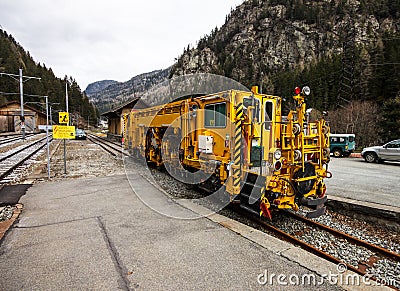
[
  {"left": 0, "top": 101, "right": 47, "bottom": 133},
  {"left": 101, "top": 98, "right": 142, "bottom": 142}
]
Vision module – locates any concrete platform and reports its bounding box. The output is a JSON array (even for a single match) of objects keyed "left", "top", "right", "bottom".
[{"left": 0, "top": 172, "right": 390, "bottom": 290}]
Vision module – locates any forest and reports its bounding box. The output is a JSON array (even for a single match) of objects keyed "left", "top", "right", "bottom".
[
  {"left": 0, "top": 29, "right": 98, "bottom": 127},
  {"left": 272, "top": 34, "right": 400, "bottom": 145}
]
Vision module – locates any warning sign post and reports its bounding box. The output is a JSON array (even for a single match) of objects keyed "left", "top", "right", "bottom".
[
  {"left": 58, "top": 112, "right": 69, "bottom": 124},
  {"left": 53, "top": 125, "right": 75, "bottom": 139}
]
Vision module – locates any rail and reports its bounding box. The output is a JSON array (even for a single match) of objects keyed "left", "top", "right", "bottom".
[
  {"left": 87, "top": 134, "right": 128, "bottom": 157},
  {"left": 239, "top": 206, "right": 399, "bottom": 289},
  {"left": 0, "top": 137, "right": 52, "bottom": 182},
  {"left": 0, "top": 133, "right": 38, "bottom": 146}
]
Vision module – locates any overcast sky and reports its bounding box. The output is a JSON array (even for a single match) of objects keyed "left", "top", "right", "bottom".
[{"left": 0, "top": 0, "right": 244, "bottom": 90}]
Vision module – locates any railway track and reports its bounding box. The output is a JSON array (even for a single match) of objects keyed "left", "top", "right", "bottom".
[
  {"left": 0, "top": 136, "right": 52, "bottom": 183},
  {"left": 286, "top": 210, "right": 400, "bottom": 262},
  {"left": 239, "top": 207, "right": 400, "bottom": 289},
  {"left": 87, "top": 134, "right": 128, "bottom": 157},
  {"left": 0, "top": 133, "right": 38, "bottom": 147}
]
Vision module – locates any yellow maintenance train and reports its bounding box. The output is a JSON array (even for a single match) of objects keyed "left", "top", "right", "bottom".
[{"left": 124, "top": 86, "right": 331, "bottom": 218}]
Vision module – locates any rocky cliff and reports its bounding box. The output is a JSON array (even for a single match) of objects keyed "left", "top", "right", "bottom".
[
  {"left": 85, "top": 80, "right": 118, "bottom": 98},
  {"left": 170, "top": 0, "right": 399, "bottom": 100},
  {"left": 87, "top": 68, "right": 171, "bottom": 112}
]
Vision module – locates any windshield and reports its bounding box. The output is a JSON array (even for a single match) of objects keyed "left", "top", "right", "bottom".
[
  {"left": 386, "top": 140, "right": 400, "bottom": 148},
  {"left": 243, "top": 97, "right": 260, "bottom": 122}
]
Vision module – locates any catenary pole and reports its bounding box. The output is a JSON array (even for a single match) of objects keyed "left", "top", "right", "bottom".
[
  {"left": 65, "top": 81, "right": 69, "bottom": 119},
  {"left": 45, "top": 96, "right": 50, "bottom": 179},
  {"left": 19, "top": 69, "right": 25, "bottom": 140},
  {"left": 64, "top": 81, "right": 69, "bottom": 174}
]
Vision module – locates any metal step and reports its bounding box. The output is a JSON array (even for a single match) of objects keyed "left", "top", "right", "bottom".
[{"left": 238, "top": 172, "right": 265, "bottom": 200}]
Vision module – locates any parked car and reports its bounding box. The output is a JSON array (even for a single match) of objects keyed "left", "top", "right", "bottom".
[
  {"left": 75, "top": 129, "right": 87, "bottom": 140},
  {"left": 361, "top": 139, "right": 400, "bottom": 163},
  {"left": 329, "top": 134, "right": 356, "bottom": 157}
]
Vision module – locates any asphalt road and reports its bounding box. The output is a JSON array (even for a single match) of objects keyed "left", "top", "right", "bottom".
[{"left": 325, "top": 157, "right": 400, "bottom": 208}]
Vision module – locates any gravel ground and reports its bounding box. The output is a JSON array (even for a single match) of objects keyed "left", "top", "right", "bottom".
[
  {"left": 313, "top": 212, "right": 400, "bottom": 253},
  {"left": 42, "top": 138, "right": 125, "bottom": 181},
  {"left": 0, "top": 206, "right": 15, "bottom": 222},
  {"left": 127, "top": 158, "right": 400, "bottom": 289}
]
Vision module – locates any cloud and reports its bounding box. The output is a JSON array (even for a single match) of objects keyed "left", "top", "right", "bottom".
[{"left": 0, "top": 0, "right": 244, "bottom": 89}]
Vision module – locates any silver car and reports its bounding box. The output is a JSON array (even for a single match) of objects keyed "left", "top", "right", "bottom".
[
  {"left": 361, "top": 139, "right": 400, "bottom": 163},
  {"left": 75, "top": 129, "right": 87, "bottom": 140}
]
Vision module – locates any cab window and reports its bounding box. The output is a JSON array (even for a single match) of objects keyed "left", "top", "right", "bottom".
[
  {"left": 331, "top": 137, "right": 344, "bottom": 143},
  {"left": 205, "top": 103, "right": 226, "bottom": 127},
  {"left": 243, "top": 97, "right": 260, "bottom": 122},
  {"left": 264, "top": 101, "right": 273, "bottom": 130}
]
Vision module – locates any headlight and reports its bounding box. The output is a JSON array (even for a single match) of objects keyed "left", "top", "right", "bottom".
[
  {"left": 274, "top": 149, "right": 282, "bottom": 160},
  {"left": 302, "top": 86, "right": 311, "bottom": 96}
]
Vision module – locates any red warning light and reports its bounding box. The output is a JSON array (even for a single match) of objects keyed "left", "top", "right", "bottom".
[{"left": 294, "top": 87, "right": 301, "bottom": 95}]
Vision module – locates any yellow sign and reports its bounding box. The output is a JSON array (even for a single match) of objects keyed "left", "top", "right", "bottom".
[
  {"left": 59, "top": 112, "right": 69, "bottom": 124},
  {"left": 53, "top": 125, "right": 75, "bottom": 139}
]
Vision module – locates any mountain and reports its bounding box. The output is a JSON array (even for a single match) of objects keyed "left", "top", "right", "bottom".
[
  {"left": 87, "top": 68, "right": 171, "bottom": 113},
  {"left": 85, "top": 80, "right": 118, "bottom": 97},
  {"left": 0, "top": 29, "right": 99, "bottom": 125},
  {"left": 170, "top": 0, "right": 400, "bottom": 145}
]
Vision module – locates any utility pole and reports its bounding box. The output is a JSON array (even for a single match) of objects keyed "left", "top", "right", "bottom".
[
  {"left": 64, "top": 81, "right": 69, "bottom": 175},
  {"left": 19, "top": 69, "right": 25, "bottom": 139},
  {"left": 65, "top": 81, "right": 69, "bottom": 120},
  {"left": 49, "top": 103, "right": 60, "bottom": 127},
  {"left": 0, "top": 69, "right": 41, "bottom": 139},
  {"left": 45, "top": 95, "right": 50, "bottom": 179}
]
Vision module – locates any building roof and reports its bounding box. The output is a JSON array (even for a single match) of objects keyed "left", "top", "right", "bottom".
[
  {"left": 0, "top": 100, "right": 47, "bottom": 118},
  {"left": 101, "top": 97, "right": 140, "bottom": 118}
]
